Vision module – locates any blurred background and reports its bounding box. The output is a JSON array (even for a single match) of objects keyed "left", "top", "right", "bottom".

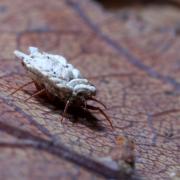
[{"left": 0, "top": 0, "right": 179, "bottom": 180}]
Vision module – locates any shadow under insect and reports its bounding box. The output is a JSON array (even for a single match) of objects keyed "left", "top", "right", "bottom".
[
  {"left": 65, "top": 106, "right": 106, "bottom": 131},
  {"left": 20, "top": 88, "right": 107, "bottom": 131},
  {"left": 94, "top": 0, "right": 180, "bottom": 10}
]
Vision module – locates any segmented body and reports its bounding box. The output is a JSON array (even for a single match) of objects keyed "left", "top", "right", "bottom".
[
  {"left": 13, "top": 47, "right": 113, "bottom": 128},
  {"left": 14, "top": 47, "right": 96, "bottom": 105}
]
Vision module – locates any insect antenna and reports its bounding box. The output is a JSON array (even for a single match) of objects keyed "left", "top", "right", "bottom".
[
  {"left": 88, "top": 97, "right": 107, "bottom": 109},
  {"left": 10, "top": 81, "right": 34, "bottom": 95},
  {"left": 24, "top": 88, "right": 46, "bottom": 102},
  {"left": 61, "top": 99, "right": 71, "bottom": 122},
  {"left": 86, "top": 104, "right": 113, "bottom": 129}
]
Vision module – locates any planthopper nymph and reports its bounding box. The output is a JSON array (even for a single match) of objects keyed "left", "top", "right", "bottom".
[{"left": 12, "top": 47, "right": 113, "bottom": 128}]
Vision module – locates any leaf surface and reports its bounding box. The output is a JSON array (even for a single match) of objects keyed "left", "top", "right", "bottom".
[{"left": 0, "top": 0, "right": 179, "bottom": 179}]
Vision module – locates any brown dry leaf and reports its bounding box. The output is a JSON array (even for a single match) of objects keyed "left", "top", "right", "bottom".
[{"left": 0, "top": 0, "right": 180, "bottom": 179}]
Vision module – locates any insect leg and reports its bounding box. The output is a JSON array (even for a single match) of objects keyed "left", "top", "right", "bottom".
[
  {"left": 10, "top": 81, "right": 34, "bottom": 95},
  {"left": 34, "top": 82, "right": 43, "bottom": 91},
  {"left": 24, "top": 88, "right": 46, "bottom": 102},
  {"left": 88, "top": 97, "right": 107, "bottom": 109},
  {"left": 61, "top": 99, "right": 71, "bottom": 122},
  {"left": 86, "top": 104, "right": 113, "bottom": 129}
]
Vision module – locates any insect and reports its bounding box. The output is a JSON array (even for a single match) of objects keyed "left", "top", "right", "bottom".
[{"left": 12, "top": 47, "right": 113, "bottom": 128}]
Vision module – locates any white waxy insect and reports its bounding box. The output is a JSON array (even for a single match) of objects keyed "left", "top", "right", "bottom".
[{"left": 12, "top": 47, "right": 113, "bottom": 128}]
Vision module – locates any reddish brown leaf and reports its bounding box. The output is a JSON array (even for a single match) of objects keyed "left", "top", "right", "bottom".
[{"left": 0, "top": 0, "right": 180, "bottom": 179}]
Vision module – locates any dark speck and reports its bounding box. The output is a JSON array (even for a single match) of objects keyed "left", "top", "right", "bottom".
[
  {"left": 164, "top": 131, "right": 173, "bottom": 138},
  {"left": 118, "top": 11, "right": 129, "bottom": 21},
  {"left": 101, "top": 78, "right": 109, "bottom": 84}
]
